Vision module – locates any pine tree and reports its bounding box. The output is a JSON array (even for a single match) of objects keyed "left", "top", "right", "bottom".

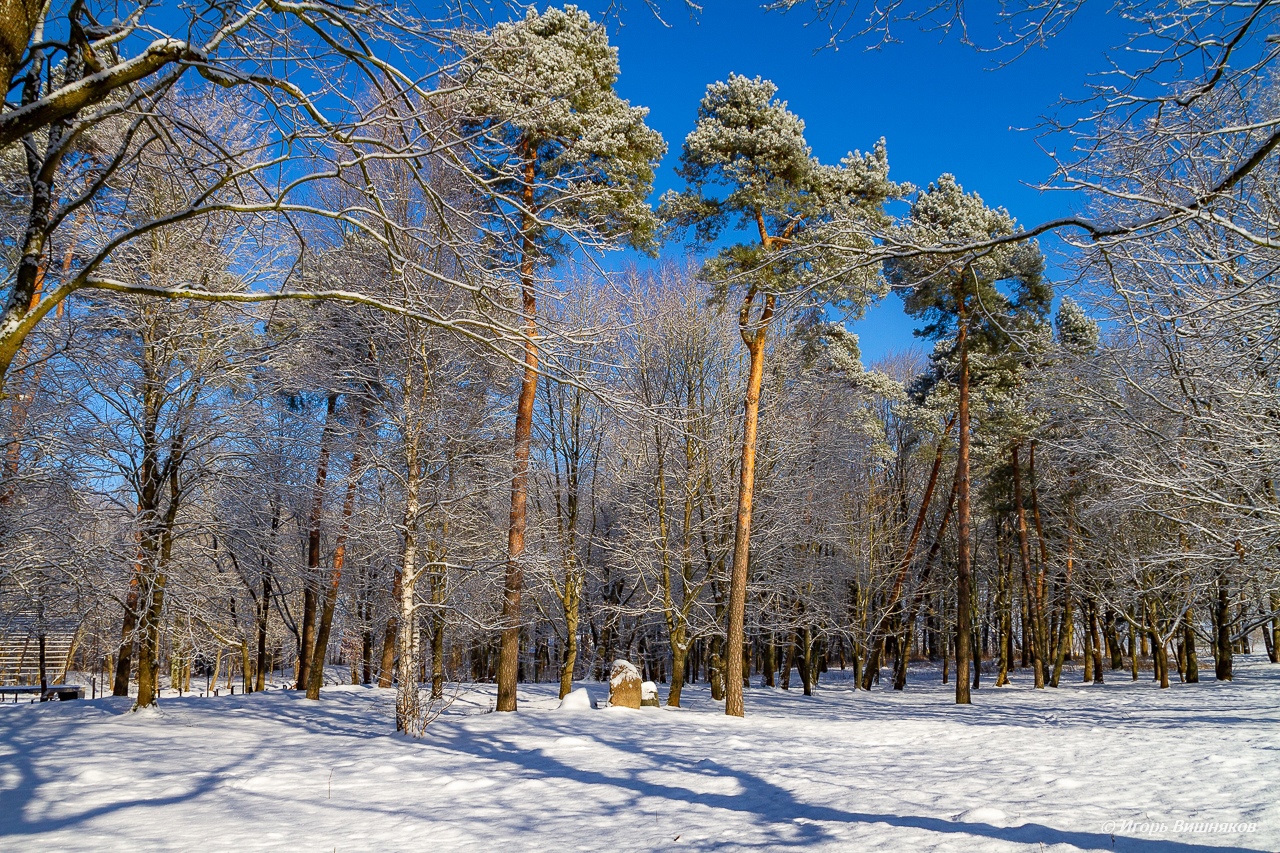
[
  {"left": 886, "top": 174, "right": 1048, "bottom": 704},
  {"left": 456, "top": 5, "right": 664, "bottom": 712},
  {"left": 662, "top": 74, "right": 902, "bottom": 716}
]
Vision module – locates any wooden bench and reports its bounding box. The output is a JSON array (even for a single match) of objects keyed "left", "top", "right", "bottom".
[{"left": 0, "top": 685, "right": 84, "bottom": 703}]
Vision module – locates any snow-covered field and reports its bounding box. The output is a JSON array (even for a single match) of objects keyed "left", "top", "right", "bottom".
[{"left": 2, "top": 658, "right": 1278, "bottom": 852}]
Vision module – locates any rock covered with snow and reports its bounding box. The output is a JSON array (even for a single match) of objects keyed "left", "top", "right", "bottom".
[
  {"left": 557, "top": 687, "right": 596, "bottom": 711},
  {"left": 640, "top": 681, "right": 659, "bottom": 708},
  {"left": 608, "top": 660, "right": 642, "bottom": 709}
]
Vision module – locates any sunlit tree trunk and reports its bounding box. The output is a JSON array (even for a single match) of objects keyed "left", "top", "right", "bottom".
[
  {"left": 378, "top": 566, "right": 400, "bottom": 689},
  {"left": 1089, "top": 598, "right": 1105, "bottom": 684},
  {"left": 112, "top": 567, "right": 141, "bottom": 697},
  {"left": 497, "top": 158, "right": 539, "bottom": 713},
  {"left": 1028, "top": 441, "right": 1055, "bottom": 672},
  {"left": 430, "top": 531, "right": 448, "bottom": 701},
  {"left": 395, "top": 402, "right": 425, "bottom": 732},
  {"left": 725, "top": 287, "right": 773, "bottom": 717},
  {"left": 1182, "top": 619, "right": 1199, "bottom": 683},
  {"left": 255, "top": 571, "right": 271, "bottom": 693}
]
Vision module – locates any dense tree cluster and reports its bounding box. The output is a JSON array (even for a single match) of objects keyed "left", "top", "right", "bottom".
[{"left": 2, "top": 0, "right": 1278, "bottom": 731}]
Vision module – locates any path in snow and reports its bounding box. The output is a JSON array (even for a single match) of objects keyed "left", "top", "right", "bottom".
[{"left": 1, "top": 657, "right": 1278, "bottom": 851}]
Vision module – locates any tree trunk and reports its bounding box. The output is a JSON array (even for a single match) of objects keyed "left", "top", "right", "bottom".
[
  {"left": 1270, "top": 593, "right": 1280, "bottom": 664},
  {"left": 1154, "top": 639, "right": 1170, "bottom": 689},
  {"left": 112, "top": 571, "right": 140, "bottom": 697},
  {"left": 395, "top": 433, "right": 424, "bottom": 733},
  {"left": 114, "top": 414, "right": 167, "bottom": 700},
  {"left": 1147, "top": 600, "right": 1170, "bottom": 689},
  {"left": 1182, "top": 620, "right": 1199, "bottom": 683},
  {"left": 430, "top": 545, "right": 447, "bottom": 700},
  {"left": 1027, "top": 441, "right": 1055, "bottom": 674},
  {"left": 255, "top": 571, "right": 271, "bottom": 693},
  {"left": 1129, "top": 613, "right": 1140, "bottom": 681},
  {"left": 669, "top": 639, "right": 689, "bottom": 707},
  {"left": 378, "top": 564, "right": 401, "bottom": 688},
  {"left": 1011, "top": 444, "right": 1045, "bottom": 689},
  {"left": 725, "top": 290, "right": 774, "bottom": 717},
  {"left": 306, "top": 404, "right": 368, "bottom": 700},
  {"left": 1214, "top": 572, "right": 1233, "bottom": 681},
  {"left": 558, "top": 574, "right": 582, "bottom": 700},
  {"left": 798, "top": 627, "right": 813, "bottom": 696},
  {"left": 134, "top": 431, "right": 183, "bottom": 709},
  {"left": 1049, "top": 531, "right": 1075, "bottom": 687},
  {"left": 995, "top": 535, "right": 1012, "bottom": 687},
  {"left": 297, "top": 392, "right": 338, "bottom": 692},
  {"left": 1089, "top": 599, "right": 1105, "bottom": 684},
  {"left": 861, "top": 416, "right": 953, "bottom": 690},
  {"left": 1083, "top": 612, "right": 1095, "bottom": 683},
  {"left": 134, "top": 567, "right": 170, "bottom": 708},
  {"left": 895, "top": 475, "right": 958, "bottom": 691},
  {"left": 0, "top": 55, "right": 60, "bottom": 397},
  {"left": 954, "top": 308, "right": 973, "bottom": 704},
  {"left": 497, "top": 163, "right": 541, "bottom": 713},
  {"left": 1105, "top": 609, "right": 1124, "bottom": 670}
]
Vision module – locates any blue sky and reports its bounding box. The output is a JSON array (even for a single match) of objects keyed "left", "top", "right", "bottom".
[{"left": 597, "top": 1, "right": 1127, "bottom": 362}]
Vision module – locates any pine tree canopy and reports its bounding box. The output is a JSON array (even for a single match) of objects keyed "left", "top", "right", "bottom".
[
  {"left": 888, "top": 174, "right": 1050, "bottom": 349},
  {"left": 456, "top": 5, "right": 666, "bottom": 257},
  {"left": 660, "top": 73, "right": 906, "bottom": 312}
]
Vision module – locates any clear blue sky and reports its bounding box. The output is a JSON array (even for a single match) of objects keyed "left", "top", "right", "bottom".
[{"left": 596, "top": 1, "right": 1127, "bottom": 362}]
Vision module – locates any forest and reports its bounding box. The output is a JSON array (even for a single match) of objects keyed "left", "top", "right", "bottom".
[{"left": 1, "top": 0, "right": 1278, "bottom": 748}]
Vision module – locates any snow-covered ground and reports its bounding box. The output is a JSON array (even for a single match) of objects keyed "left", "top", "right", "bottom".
[{"left": 2, "top": 658, "right": 1278, "bottom": 852}]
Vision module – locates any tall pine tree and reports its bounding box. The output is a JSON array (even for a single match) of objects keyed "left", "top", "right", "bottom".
[
  {"left": 456, "top": 5, "right": 664, "bottom": 712},
  {"left": 886, "top": 174, "right": 1048, "bottom": 704}
]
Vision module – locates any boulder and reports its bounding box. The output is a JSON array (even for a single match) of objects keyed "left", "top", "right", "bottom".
[
  {"left": 608, "top": 660, "right": 642, "bottom": 709},
  {"left": 640, "top": 681, "right": 659, "bottom": 708}
]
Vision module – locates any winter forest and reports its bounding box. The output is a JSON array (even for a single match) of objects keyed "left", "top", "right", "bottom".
[{"left": 2, "top": 0, "right": 1280, "bottom": 850}]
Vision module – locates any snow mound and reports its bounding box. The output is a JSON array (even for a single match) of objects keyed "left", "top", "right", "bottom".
[
  {"left": 953, "top": 807, "right": 1009, "bottom": 827},
  {"left": 556, "top": 687, "right": 595, "bottom": 711}
]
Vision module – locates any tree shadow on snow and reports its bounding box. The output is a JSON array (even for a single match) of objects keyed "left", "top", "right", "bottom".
[
  {"left": 422, "top": 719, "right": 1273, "bottom": 853},
  {"left": 1, "top": 689, "right": 1273, "bottom": 852},
  {"left": 0, "top": 700, "right": 247, "bottom": 839}
]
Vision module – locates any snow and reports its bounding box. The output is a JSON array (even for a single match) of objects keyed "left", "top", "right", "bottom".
[
  {"left": 557, "top": 687, "right": 595, "bottom": 711},
  {"left": 3, "top": 658, "right": 1279, "bottom": 851},
  {"left": 610, "top": 658, "right": 640, "bottom": 688}
]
